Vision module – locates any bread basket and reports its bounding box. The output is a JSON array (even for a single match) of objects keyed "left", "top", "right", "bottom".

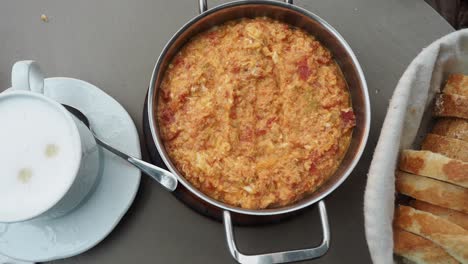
[{"left": 364, "top": 29, "right": 467, "bottom": 264}]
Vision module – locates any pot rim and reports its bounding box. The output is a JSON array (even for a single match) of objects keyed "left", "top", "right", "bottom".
[{"left": 148, "top": 0, "right": 371, "bottom": 216}]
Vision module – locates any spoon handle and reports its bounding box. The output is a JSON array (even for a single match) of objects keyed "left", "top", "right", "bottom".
[
  {"left": 94, "top": 136, "right": 178, "bottom": 191},
  {"left": 127, "top": 158, "right": 178, "bottom": 191}
]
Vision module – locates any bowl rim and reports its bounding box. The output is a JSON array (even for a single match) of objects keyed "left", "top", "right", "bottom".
[{"left": 147, "top": 0, "right": 371, "bottom": 216}]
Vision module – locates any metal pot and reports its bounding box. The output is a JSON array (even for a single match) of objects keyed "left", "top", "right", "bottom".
[{"left": 146, "top": 0, "right": 370, "bottom": 263}]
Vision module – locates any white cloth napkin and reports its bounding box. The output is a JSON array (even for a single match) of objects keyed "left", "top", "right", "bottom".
[{"left": 364, "top": 29, "right": 468, "bottom": 264}]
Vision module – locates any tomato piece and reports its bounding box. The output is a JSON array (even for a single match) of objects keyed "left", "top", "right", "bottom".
[
  {"left": 173, "top": 56, "right": 184, "bottom": 67},
  {"left": 207, "top": 31, "right": 219, "bottom": 45},
  {"left": 297, "top": 58, "right": 311, "bottom": 81},
  {"left": 341, "top": 109, "right": 356, "bottom": 129},
  {"left": 161, "top": 108, "right": 175, "bottom": 124},
  {"left": 309, "top": 163, "right": 318, "bottom": 175},
  {"left": 240, "top": 127, "right": 254, "bottom": 142},
  {"left": 229, "top": 110, "right": 237, "bottom": 119},
  {"left": 256, "top": 129, "right": 267, "bottom": 136},
  {"left": 266, "top": 117, "right": 278, "bottom": 127},
  {"left": 178, "top": 92, "right": 189, "bottom": 104},
  {"left": 161, "top": 89, "right": 171, "bottom": 102},
  {"left": 307, "top": 144, "right": 338, "bottom": 176}
]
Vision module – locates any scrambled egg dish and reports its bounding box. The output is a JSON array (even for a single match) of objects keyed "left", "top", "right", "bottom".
[{"left": 157, "top": 17, "right": 355, "bottom": 209}]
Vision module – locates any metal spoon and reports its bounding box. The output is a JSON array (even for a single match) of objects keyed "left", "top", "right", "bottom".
[{"left": 62, "top": 104, "right": 178, "bottom": 191}]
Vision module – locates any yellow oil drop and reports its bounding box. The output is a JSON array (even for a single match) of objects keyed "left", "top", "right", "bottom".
[
  {"left": 18, "top": 168, "right": 32, "bottom": 183},
  {"left": 45, "top": 144, "right": 59, "bottom": 158}
]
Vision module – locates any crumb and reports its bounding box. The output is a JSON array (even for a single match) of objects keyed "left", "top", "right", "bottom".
[
  {"left": 435, "top": 95, "right": 444, "bottom": 110},
  {"left": 41, "top": 14, "right": 49, "bottom": 22}
]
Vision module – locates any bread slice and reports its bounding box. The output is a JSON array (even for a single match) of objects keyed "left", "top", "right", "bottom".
[
  {"left": 399, "top": 150, "right": 468, "bottom": 188},
  {"left": 394, "top": 228, "right": 460, "bottom": 264},
  {"left": 434, "top": 94, "right": 468, "bottom": 119},
  {"left": 394, "top": 205, "right": 468, "bottom": 263},
  {"left": 421, "top": 134, "right": 468, "bottom": 162},
  {"left": 410, "top": 200, "right": 468, "bottom": 230},
  {"left": 443, "top": 74, "right": 468, "bottom": 97},
  {"left": 432, "top": 118, "right": 468, "bottom": 142},
  {"left": 396, "top": 171, "right": 468, "bottom": 214}
]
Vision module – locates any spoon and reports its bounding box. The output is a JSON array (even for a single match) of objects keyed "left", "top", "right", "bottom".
[{"left": 62, "top": 104, "right": 178, "bottom": 191}]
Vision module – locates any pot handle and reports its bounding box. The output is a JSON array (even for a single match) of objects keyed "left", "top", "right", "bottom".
[
  {"left": 223, "top": 200, "right": 330, "bottom": 264},
  {"left": 199, "top": 0, "right": 294, "bottom": 14}
]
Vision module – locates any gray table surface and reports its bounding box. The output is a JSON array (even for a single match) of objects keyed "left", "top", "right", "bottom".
[{"left": 0, "top": 0, "right": 454, "bottom": 263}]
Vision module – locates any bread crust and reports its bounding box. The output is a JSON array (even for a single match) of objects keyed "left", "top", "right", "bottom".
[
  {"left": 394, "top": 228, "right": 460, "bottom": 264},
  {"left": 434, "top": 94, "right": 468, "bottom": 119},
  {"left": 410, "top": 200, "right": 468, "bottom": 230},
  {"left": 399, "top": 150, "right": 468, "bottom": 188},
  {"left": 421, "top": 134, "right": 468, "bottom": 162},
  {"left": 432, "top": 118, "right": 468, "bottom": 142},
  {"left": 444, "top": 74, "right": 468, "bottom": 97},
  {"left": 394, "top": 206, "right": 468, "bottom": 263},
  {"left": 396, "top": 171, "right": 468, "bottom": 214}
]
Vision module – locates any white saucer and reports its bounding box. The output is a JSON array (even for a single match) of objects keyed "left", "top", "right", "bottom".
[
  {"left": 0, "top": 78, "right": 141, "bottom": 262},
  {"left": 0, "top": 254, "right": 31, "bottom": 264}
]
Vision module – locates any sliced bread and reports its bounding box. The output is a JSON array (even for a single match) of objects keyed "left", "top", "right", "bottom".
[
  {"left": 410, "top": 200, "right": 468, "bottom": 230},
  {"left": 421, "top": 134, "right": 468, "bottom": 162},
  {"left": 432, "top": 118, "right": 468, "bottom": 142},
  {"left": 394, "top": 228, "right": 459, "bottom": 264},
  {"left": 396, "top": 171, "right": 468, "bottom": 214},
  {"left": 399, "top": 150, "right": 468, "bottom": 188},
  {"left": 434, "top": 94, "right": 468, "bottom": 119},
  {"left": 443, "top": 74, "right": 468, "bottom": 97},
  {"left": 394, "top": 205, "right": 468, "bottom": 263}
]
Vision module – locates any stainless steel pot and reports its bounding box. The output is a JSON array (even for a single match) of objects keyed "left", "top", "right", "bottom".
[{"left": 147, "top": 1, "right": 370, "bottom": 263}]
